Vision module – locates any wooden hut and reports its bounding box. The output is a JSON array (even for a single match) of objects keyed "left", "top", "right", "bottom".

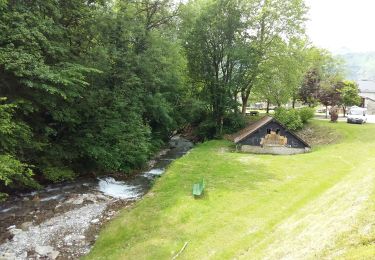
[{"left": 231, "top": 116, "right": 310, "bottom": 155}]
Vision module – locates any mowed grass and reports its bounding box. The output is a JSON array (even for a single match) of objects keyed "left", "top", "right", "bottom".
[{"left": 85, "top": 120, "right": 375, "bottom": 259}]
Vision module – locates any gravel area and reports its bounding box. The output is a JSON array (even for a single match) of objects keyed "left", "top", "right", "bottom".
[{"left": 0, "top": 194, "right": 111, "bottom": 260}]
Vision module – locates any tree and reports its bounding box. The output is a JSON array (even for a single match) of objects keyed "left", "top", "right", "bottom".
[
  {"left": 254, "top": 37, "right": 309, "bottom": 109},
  {"left": 299, "top": 69, "right": 320, "bottom": 107},
  {"left": 299, "top": 48, "right": 344, "bottom": 109},
  {"left": 318, "top": 82, "right": 343, "bottom": 118},
  {"left": 239, "top": 0, "right": 307, "bottom": 114},
  {"left": 340, "top": 80, "right": 362, "bottom": 117},
  {"left": 184, "top": 0, "right": 244, "bottom": 135}
]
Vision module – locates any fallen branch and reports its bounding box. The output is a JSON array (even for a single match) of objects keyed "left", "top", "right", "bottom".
[{"left": 172, "top": 242, "right": 188, "bottom": 260}]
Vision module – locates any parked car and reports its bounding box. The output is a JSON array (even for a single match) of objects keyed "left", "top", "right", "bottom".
[{"left": 347, "top": 106, "right": 367, "bottom": 124}]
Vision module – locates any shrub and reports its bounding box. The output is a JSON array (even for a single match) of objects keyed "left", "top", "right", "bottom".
[
  {"left": 223, "top": 113, "right": 247, "bottom": 134},
  {"left": 43, "top": 167, "right": 76, "bottom": 183},
  {"left": 195, "top": 113, "right": 247, "bottom": 140},
  {"left": 0, "top": 154, "right": 38, "bottom": 200},
  {"left": 195, "top": 118, "right": 217, "bottom": 140},
  {"left": 330, "top": 108, "right": 339, "bottom": 122},
  {"left": 298, "top": 107, "right": 315, "bottom": 124},
  {"left": 274, "top": 108, "right": 303, "bottom": 131}
]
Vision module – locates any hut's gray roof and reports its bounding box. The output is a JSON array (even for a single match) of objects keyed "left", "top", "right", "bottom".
[{"left": 358, "top": 80, "right": 375, "bottom": 93}]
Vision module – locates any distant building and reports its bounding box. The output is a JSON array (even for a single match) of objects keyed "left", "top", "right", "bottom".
[
  {"left": 358, "top": 80, "right": 375, "bottom": 114},
  {"left": 229, "top": 116, "right": 310, "bottom": 155}
]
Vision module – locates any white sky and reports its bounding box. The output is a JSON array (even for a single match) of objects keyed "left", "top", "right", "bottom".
[{"left": 305, "top": 0, "right": 375, "bottom": 53}]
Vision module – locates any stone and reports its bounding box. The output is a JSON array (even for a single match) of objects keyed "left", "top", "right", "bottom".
[
  {"left": 49, "top": 251, "right": 60, "bottom": 260},
  {"left": 0, "top": 252, "right": 16, "bottom": 260},
  {"left": 90, "top": 218, "right": 99, "bottom": 224},
  {"left": 35, "top": 245, "right": 54, "bottom": 256},
  {"left": 84, "top": 194, "right": 98, "bottom": 203},
  {"left": 9, "top": 228, "right": 22, "bottom": 236},
  {"left": 77, "top": 235, "right": 86, "bottom": 240},
  {"left": 66, "top": 196, "right": 84, "bottom": 205},
  {"left": 20, "top": 221, "right": 33, "bottom": 231},
  {"left": 6, "top": 225, "right": 15, "bottom": 230},
  {"left": 77, "top": 240, "right": 86, "bottom": 246},
  {"left": 72, "top": 198, "right": 84, "bottom": 205},
  {"left": 96, "top": 194, "right": 109, "bottom": 200}
]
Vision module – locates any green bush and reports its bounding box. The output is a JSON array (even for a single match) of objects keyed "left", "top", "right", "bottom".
[
  {"left": 0, "top": 100, "right": 39, "bottom": 199},
  {"left": 298, "top": 107, "right": 315, "bottom": 124},
  {"left": 43, "top": 167, "right": 76, "bottom": 183},
  {"left": 195, "top": 113, "right": 247, "bottom": 140},
  {"left": 274, "top": 108, "right": 303, "bottom": 131},
  {"left": 0, "top": 154, "right": 38, "bottom": 200},
  {"left": 196, "top": 118, "right": 217, "bottom": 140},
  {"left": 223, "top": 113, "right": 247, "bottom": 134}
]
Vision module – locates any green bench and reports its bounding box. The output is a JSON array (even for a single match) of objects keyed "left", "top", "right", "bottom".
[{"left": 192, "top": 179, "right": 205, "bottom": 197}]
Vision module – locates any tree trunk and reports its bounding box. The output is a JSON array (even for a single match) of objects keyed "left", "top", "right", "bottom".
[
  {"left": 241, "top": 95, "right": 248, "bottom": 115},
  {"left": 220, "top": 116, "right": 223, "bottom": 136},
  {"left": 343, "top": 106, "right": 346, "bottom": 117},
  {"left": 266, "top": 100, "right": 270, "bottom": 114},
  {"left": 233, "top": 92, "right": 239, "bottom": 114},
  {"left": 216, "top": 116, "right": 224, "bottom": 137},
  {"left": 325, "top": 105, "right": 328, "bottom": 119},
  {"left": 292, "top": 97, "right": 296, "bottom": 109}
]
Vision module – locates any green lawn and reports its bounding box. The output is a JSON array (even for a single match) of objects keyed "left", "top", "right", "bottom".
[{"left": 85, "top": 120, "right": 375, "bottom": 259}]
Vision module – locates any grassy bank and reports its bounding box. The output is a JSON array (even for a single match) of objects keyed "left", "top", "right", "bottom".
[{"left": 85, "top": 120, "right": 375, "bottom": 259}]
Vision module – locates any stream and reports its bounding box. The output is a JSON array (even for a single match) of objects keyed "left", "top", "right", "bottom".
[{"left": 0, "top": 136, "right": 193, "bottom": 260}]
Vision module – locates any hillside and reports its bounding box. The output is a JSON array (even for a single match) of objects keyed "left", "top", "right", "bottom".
[
  {"left": 339, "top": 52, "right": 375, "bottom": 81},
  {"left": 86, "top": 121, "right": 375, "bottom": 259}
]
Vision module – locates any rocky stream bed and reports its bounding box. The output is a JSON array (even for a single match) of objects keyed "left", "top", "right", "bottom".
[{"left": 0, "top": 136, "right": 193, "bottom": 260}]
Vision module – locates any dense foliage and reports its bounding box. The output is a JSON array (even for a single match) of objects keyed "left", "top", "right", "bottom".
[
  {"left": 340, "top": 80, "right": 362, "bottom": 116},
  {"left": 298, "top": 107, "right": 315, "bottom": 124},
  {"left": 274, "top": 107, "right": 314, "bottom": 131},
  {"left": 0, "top": 0, "right": 188, "bottom": 193}
]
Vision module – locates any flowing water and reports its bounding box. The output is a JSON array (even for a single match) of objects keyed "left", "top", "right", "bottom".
[{"left": 0, "top": 136, "right": 193, "bottom": 259}]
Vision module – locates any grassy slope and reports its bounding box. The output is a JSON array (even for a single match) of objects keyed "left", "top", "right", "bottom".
[{"left": 85, "top": 120, "right": 375, "bottom": 259}]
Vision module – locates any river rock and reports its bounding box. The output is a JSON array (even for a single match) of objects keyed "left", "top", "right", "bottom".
[
  {"left": 90, "top": 218, "right": 99, "bottom": 224},
  {"left": 0, "top": 252, "right": 16, "bottom": 260},
  {"left": 85, "top": 194, "right": 98, "bottom": 203},
  {"left": 35, "top": 245, "right": 54, "bottom": 256},
  {"left": 20, "top": 221, "right": 33, "bottom": 231},
  {"left": 50, "top": 251, "right": 60, "bottom": 260},
  {"left": 9, "top": 228, "right": 22, "bottom": 236},
  {"left": 64, "top": 235, "right": 72, "bottom": 242},
  {"left": 65, "top": 194, "right": 100, "bottom": 205},
  {"left": 70, "top": 197, "right": 84, "bottom": 205},
  {"left": 77, "top": 235, "right": 86, "bottom": 240},
  {"left": 6, "top": 225, "right": 16, "bottom": 231}
]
